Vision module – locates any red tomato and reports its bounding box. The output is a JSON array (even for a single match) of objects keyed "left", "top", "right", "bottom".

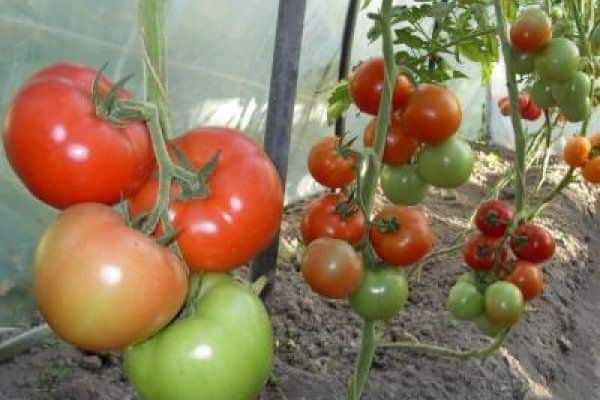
[
  {"left": 498, "top": 97, "right": 511, "bottom": 116},
  {"left": 497, "top": 94, "right": 534, "bottom": 119},
  {"left": 34, "top": 203, "right": 188, "bottom": 351},
  {"left": 363, "top": 113, "right": 420, "bottom": 166},
  {"left": 300, "top": 193, "right": 366, "bottom": 246},
  {"left": 129, "top": 127, "right": 283, "bottom": 272},
  {"left": 521, "top": 100, "right": 543, "bottom": 121},
  {"left": 474, "top": 200, "right": 515, "bottom": 237},
  {"left": 302, "top": 238, "right": 364, "bottom": 299},
  {"left": 369, "top": 206, "right": 433, "bottom": 267},
  {"left": 463, "top": 233, "right": 509, "bottom": 271},
  {"left": 349, "top": 58, "right": 415, "bottom": 115},
  {"left": 401, "top": 84, "right": 462, "bottom": 144},
  {"left": 510, "top": 8, "right": 552, "bottom": 53},
  {"left": 507, "top": 261, "right": 544, "bottom": 300},
  {"left": 510, "top": 223, "right": 555, "bottom": 263},
  {"left": 3, "top": 63, "right": 154, "bottom": 209},
  {"left": 307, "top": 137, "right": 356, "bottom": 189}
]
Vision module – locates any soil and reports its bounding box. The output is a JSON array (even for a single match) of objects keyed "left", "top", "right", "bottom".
[{"left": 1, "top": 146, "right": 599, "bottom": 400}]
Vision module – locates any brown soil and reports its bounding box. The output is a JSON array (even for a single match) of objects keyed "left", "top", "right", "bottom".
[{"left": 1, "top": 146, "right": 599, "bottom": 400}]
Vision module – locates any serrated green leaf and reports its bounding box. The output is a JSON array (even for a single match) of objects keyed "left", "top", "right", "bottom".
[
  {"left": 394, "top": 27, "right": 426, "bottom": 48},
  {"left": 327, "top": 80, "right": 352, "bottom": 126}
]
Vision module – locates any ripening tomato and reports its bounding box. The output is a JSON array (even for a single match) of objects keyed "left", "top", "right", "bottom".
[
  {"left": 510, "top": 8, "right": 552, "bottom": 52},
  {"left": 563, "top": 136, "right": 591, "bottom": 168},
  {"left": 349, "top": 58, "right": 415, "bottom": 115},
  {"left": 369, "top": 206, "right": 433, "bottom": 267},
  {"left": 484, "top": 281, "right": 524, "bottom": 326},
  {"left": 350, "top": 267, "right": 409, "bottom": 321},
  {"left": 475, "top": 199, "right": 515, "bottom": 237},
  {"left": 463, "top": 233, "right": 509, "bottom": 271},
  {"left": 34, "top": 203, "right": 188, "bottom": 352},
  {"left": 301, "top": 238, "right": 364, "bottom": 299},
  {"left": 507, "top": 261, "right": 544, "bottom": 300},
  {"left": 129, "top": 127, "right": 283, "bottom": 272},
  {"left": 447, "top": 280, "right": 484, "bottom": 321},
  {"left": 498, "top": 97, "right": 511, "bottom": 116},
  {"left": 534, "top": 38, "right": 580, "bottom": 82},
  {"left": 3, "top": 63, "right": 154, "bottom": 209},
  {"left": 401, "top": 84, "right": 462, "bottom": 144},
  {"left": 363, "top": 115, "right": 419, "bottom": 166},
  {"left": 510, "top": 223, "right": 555, "bottom": 263},
  {"left": 582, "top": 158, "right": 600, "bottom": 183},
  {"left": 300, "top": 193, "right": 366, "bottom": 246},
  {"left": 307, "top": 136, "right": 356, "bottom": 189}
]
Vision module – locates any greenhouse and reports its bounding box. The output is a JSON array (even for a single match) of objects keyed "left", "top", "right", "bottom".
[{"left": 0, "top": 0, "right": 599, "bottom": 399}]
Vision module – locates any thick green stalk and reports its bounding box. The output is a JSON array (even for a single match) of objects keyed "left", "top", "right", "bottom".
[
  {"left": 349, "top": 321, "right": 377, "bottom": 400},
  {"left": 493, "top": 0, "right": 527, "bottom": 215}
]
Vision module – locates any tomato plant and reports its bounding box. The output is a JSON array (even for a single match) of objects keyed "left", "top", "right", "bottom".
[
  {"left": 401, "top": 84, "right": 462, "bottom": 144},
  {"left": 129, "top": 127, "right": 283, "bottom": 272},
  {"left": 307, "top": 136, "right": 357, "bottom": 189},
  {"left": 510, "top": 223, "right": 556, "bottom": 263},
  {"left": 363, "top": 115, "right": 419, "bottom": 166},
  {"left": 509, "top": 8, "right": 552, "bottom": 53},
  {"left": 3, "top": 63, "right": 154, "bottom": 209},
  {"left": 474, "top": 200, "right": 515, "bottom": 237},
  {"left": 349, "top": 57, "right": 414, "bottom": 115},
  {"left": 380, "top": 164, "right": 429, "bottom": 206},
  {"left": 302, "top": 238, "right": 364, "bottom": 299},
  {"left": 350, "top": 267, "right": 409, "bottom": 321},
  {"left": 34, "top": 203, "right": 188, "bottom": 351},
  {"left": 125, "top": 274, "right": 273, "bottom": 400},
  {"left": 507, "top": 261, "right": 544, "bottom": 301},
  {"left": 369, "top": 206, "right": 433, "bottom": 267},
  {"left": 484, "top": 281, "right": 524, "bottom": 326},
  {"left": 446, "top": 281, "right": 484, "bottom": 321},
  {"left": 300, "top": 193, "right": 366, "bottom": 246},
  {"left": 416, "top": 136, "right": 474, "bottom": 188}
]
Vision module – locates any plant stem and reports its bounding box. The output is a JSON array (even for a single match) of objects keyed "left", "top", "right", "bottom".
[
  {"left": 349, "top": 321, "right": 377, "bottom": 400},
  {"left": 493, "top": 0, "right": 527, "bottom": 216},
  {"left": 336, "top": 0, "right": 360, "bottom": 138},
  {"left": 0, "top": 324, "right": 53, "bottom": 362}
]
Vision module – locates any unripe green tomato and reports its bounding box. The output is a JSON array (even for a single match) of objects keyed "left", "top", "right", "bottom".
[
  {"left": 550, "top": 5, "right": 564, "bottom": 21},
  {"left": 458, "top": 271, "right": 476, "bottom": 284},
  {"left": 534, "top": 38, "right": 580, "bottom": 82},
  {"left": 416, "top": 136, "right": 474, "bottom": 189},
  {"left": 484, "top": 281, "right": 524, "bottom": 326},
  {"left": 350, "top": 267, "right": 409, "bottom": 321},
  {"left": 510, "top": 47, "right": 535, "bottom": 75},
  {"left": 473, "top": 313, "right": 506, "bottom": 337},
  {"left": 560, "top": 97, "right": 592, "bottom": 122},
  {"left": 124, "top": 274, "right": 273, "bottom": 400},
  {"left": 530, "top": 79, "right": 555, "bottom": 109},
  {"left": 380, "top": 163, "right": 429, "bottom": 205},
  {"left": 447, "top": 281, "right": 484, "bottom": 321},
  {"left": 552, "top": 72, "right": 592, "bottom": 122}
]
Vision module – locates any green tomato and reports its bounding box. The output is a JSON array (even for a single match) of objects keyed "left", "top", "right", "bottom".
[
  {"left": 510, "top": 47, "right": 535, "bottom": 75},
  {"left": 530, "top": 79, "right": 555, "bottom": 109},
  {"left": 457, "top": 272, "right": 476, "bottom": 284},
  {"left": 380, "top": 164, "right": 429, "bottom": 205},
  {"left": 416, "top": 136, "right": 474, "bottom": 189},
  {"left": 550, "top": 5, "right": 564, "bottom": 21},
  {"left": 124, "top": 274, "right": 273, "bottom": 400},
  {"left": 473, "top": 313, "right": 506, "bottom": 337},
  {"left": 484, "top": 281, "right": 524, "bottom": 326},
  {"left": 447, "top": 281, "right": 484, "bottom": 321},
  {"left": 534, "top": 38, "right": 580, "bottom": 82},
  {"left": 551, "top": 71, "right": 591, "bottom": 105},
  {"left": 350, "top": 267, "right": 409, "bottom": 321},
  {"left": 561, "top": 97, "right": 592, "bottom": 122}
]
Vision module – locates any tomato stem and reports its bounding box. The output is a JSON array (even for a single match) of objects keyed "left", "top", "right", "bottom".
[{"left": 348, "top": 321, "right": 377, "bottom": 400}]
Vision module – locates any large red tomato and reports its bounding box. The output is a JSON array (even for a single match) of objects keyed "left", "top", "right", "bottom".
[
  {"left": 129, "top": 127, "right": 283, "bottom": 272},
  {"left": 349, "top": 58, "right": 415, "bottom": 115},
  {"left": 34, "top": 203, "right": 188, "bottom": 352},
  {"left": 369, "top": 206, "right": 433, "bottom": 267},
  {"left": 401, "top": 84, "right": 462, "bottom": 144},
  {"left": 363, "top": 113, "right": 420, "bottom": 166},
  {"left": 3, "top": 63, "right": 154, "bottom": 209}
]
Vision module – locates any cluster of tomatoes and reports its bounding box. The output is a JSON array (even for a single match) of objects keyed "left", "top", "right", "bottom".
[
  {"left": 447, "top": 199, "right": 555, "bottom": 336},
  {"left": 563, "top": 133, "right": 600, "bottom": 184},
  {"left": 300, "top": 57, "right": 473, "bottom": 322},
  {"left": 3, "top": 63, "right": 281, "bottom": 400},
  {"left": 497, "top": 93, "right": 542, "bottom": 121},
  {"left": 509, "top": 7, "right": 590, "bottom": 122}
]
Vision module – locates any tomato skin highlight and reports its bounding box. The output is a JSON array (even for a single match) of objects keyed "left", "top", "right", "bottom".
[
  {"left": 125, "top": 274, "right": 273, "bottom": 400},
  {"left": 300, "top": 193, "right": 366, "bottom": 246},
  {"left": 302, "top": 238, "right": 364, "bottom": 299},
  {"left": 401, "top": 84, "right": 462, "bottom": 144},
  {"left": 363, "top": 115, "right": 419, "bottom": 166},
  {"left": 34, "top": 203, "right": 188, "bottom": 352},
  {"left": 307, "top": 137, "right": 356, "bottom": 189},
  {"left": 510, "top": 223, "right": 555, "bottom": 263},
  {"left": 3, "top": 63, "right": 154, "bottom": 209},
  {"left": 350, "top": 267, "right": 409, "bottom": 321},
  {"left": 484, "top": 281, "right": 524, "bottom": 326},
  {"left": 463, "top": 233, "right": 509, "bottom": 271},
  {"left": 129, "top": 127, "right": 283, "bottom": 272},
  {"left": 510, "top": 8, "right": 552, "bottom": 53},
  {"left": 349, "top": 57, "right": 415, "bottom": 115},
  {"left": 508, "top": 261, "right": 544, "bottom": 301},
  {"left": 369, "top": 206, "right": 433, "bottom": 267},
  {"left": 475, "top": 199, "right": 515, "bottom": 237}
]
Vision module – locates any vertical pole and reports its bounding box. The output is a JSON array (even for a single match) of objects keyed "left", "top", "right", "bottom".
[
  {"left": 335, "top": 0, "right": 360, "bottom": 137},
  {"left": 250, "top": 0, "right": 307, "bottom": 286}
]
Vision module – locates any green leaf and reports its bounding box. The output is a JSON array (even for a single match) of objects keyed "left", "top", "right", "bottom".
[
  {"left": 394, "top": 27, "right": 427, "bottom": 48},
  {"left": 327, "top": 80, "right": 352, "bottom": 126},
  {"left": 362, "top": 0, "right": 372, "bottom": 10}
]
